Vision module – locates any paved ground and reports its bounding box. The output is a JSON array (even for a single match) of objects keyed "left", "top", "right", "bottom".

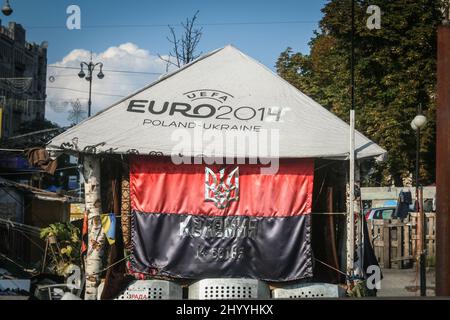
[{"left": 377, "top": 268, "right": 435, "bottom": 297}]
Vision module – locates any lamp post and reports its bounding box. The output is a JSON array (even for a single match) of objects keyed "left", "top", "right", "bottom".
[
  {"left": 1, "top": 0, "right": 13, "bottom": 16},
  {"left": 410, "top": 106, "right": 427, "bottom": 296},
  {"left": 77, "top": 56, "right": 104, "bottom": 117}
]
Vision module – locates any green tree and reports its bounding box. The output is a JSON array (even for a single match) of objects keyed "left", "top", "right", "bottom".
[{"left": 276, "top": 0, "right": 441, "bottom": 186}]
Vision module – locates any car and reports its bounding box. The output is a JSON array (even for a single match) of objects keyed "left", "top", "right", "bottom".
[{"left": 365, "top": 207, "right": 396, "bottom": 220}]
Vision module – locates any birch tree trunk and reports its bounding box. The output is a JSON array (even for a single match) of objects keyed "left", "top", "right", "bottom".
[
  {"left": 353, "top": 161, "right": 363, "bottom": 277},
  {"left": 346, "top": 161, "right": 361, "bottom": 279},
  {"left": 83, "top": 155, "right": 105, "bottom": 300}
]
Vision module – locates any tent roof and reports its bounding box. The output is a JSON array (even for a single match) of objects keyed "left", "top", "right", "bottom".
[{"left": 47, "top": 45, "right": 386, "bottom": 160}]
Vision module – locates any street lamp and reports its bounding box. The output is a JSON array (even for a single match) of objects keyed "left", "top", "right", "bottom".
[
  {"left": 78, "top": 56, "right": 104, "bottom": 117},
  {"left": 411, "top": 106, "right": 427, "bottom": 297},
  {"left": 1, "top": 0, "right": 13, "bottom": 16}
]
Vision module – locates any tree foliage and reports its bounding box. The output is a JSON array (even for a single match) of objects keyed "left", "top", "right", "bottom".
[{"left": 276, "top": 0, "right": 441, "bottom": 186}]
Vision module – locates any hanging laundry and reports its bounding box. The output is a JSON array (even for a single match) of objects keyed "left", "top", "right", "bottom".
[
  {"left": 395, "top": 190, "right": 412, "bottom": 219},
  {"left": 101, "top": 213, "right": 116, "bottom": 245},
  {"left": 25, "top": 147, "right": 58, "bottom": 175}
]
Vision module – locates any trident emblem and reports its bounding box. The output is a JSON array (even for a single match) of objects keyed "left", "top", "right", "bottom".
[{"left": 205, "top": 167, "right": 239, "bottom": 209}]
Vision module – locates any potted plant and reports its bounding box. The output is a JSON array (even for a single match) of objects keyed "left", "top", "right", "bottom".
[{"left": 39, "top": 223, "right": 82, "bottom": 276}]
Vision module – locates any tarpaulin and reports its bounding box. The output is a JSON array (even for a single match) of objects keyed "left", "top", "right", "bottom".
[
  {"left": 129, "top": 157, "right": 314, "bottom": 281},
  {"left": 48, "top": 45, "right": 386, "bottom": 161}
]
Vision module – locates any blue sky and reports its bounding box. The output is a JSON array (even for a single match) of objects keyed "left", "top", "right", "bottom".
[
  {"left": 2, "top": 0, "right": 326, "bottom": 66},
  {"left": 1, "top": 0, "right": 327, "bottom": 124}
]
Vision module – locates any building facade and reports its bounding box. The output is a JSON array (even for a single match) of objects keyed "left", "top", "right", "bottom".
[{"left": 0, "top": 20, "right": 47, "bottom": 139}]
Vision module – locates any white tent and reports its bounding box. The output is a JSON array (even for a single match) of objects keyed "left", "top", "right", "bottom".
[{"left": 47, "top": 45, "right": 386, "bottom": 160}]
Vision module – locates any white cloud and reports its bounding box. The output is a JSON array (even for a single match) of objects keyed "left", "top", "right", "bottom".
[{"left": 46, "top": 43, "right": 173, "bottom": 126}]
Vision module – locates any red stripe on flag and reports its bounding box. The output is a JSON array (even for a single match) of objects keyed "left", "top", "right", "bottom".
[{"left": 130, "top": 157, "right": 314, "bottom": 217}]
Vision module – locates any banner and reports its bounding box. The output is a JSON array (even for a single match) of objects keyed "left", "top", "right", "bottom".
[{"left": 129, "top": 157, "right": 314, "bottom": 281}]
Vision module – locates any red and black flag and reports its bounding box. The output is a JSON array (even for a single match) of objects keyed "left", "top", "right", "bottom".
[
  {"left": 129, "top": 157, "right": 314, "bottom": 281},
  {"left": 81, "top": 210, "right": 89, "bottom": 258}
]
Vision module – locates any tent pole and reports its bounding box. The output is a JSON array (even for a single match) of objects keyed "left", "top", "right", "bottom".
[{"left": 83, "top": 155, "right": 105, "bottom": 300}]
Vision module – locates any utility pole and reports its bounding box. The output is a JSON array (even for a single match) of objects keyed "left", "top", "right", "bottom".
[
  {"left": 436, "top": 14, "right": 450, "bottom": 296},
  {"left": 346, "top": 0, "right": 356, "bottom": 279}
]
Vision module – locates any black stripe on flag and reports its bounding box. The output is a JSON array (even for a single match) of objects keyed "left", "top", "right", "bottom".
[{"left": 130, "top": 211, "right": 313, "bottom": 282}]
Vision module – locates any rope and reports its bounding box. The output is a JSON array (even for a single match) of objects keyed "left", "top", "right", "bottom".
[
  {"left": 314, "top": 161, "right": 338, "bottom": 172},
  {"left": 88, "top": 255, "right": 130, "bottom": 276},
  {"left": 6, "top": 127, "right": 66, "bottom": 140},
  {"left": 313, "top": 257, "right": 349, "bottom": 278},
  {"left": 17, "top": 230, "right": 45, "bottom": 252},
  {"left": 0, "top": 252, "right": 28, "bottom": 272}
]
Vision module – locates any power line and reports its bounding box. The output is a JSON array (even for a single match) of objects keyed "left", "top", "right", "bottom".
[
  {"left": 6, "top": 128, "right": 65, "bottom": 141},
  {"left": 26, "top": 20, "right": 319, "bottom": 30},
  {"left": 202, "top": 20, "right": 319, "bottom": 26},
  {"left": 47, "top": 86, "right": 124, "bottom": 98},
  {"left": 47, "top": 74, "right": 152, "bottom": 86},
  {"left": 48, "top": 65, "right": 162, "bottom": 76}
]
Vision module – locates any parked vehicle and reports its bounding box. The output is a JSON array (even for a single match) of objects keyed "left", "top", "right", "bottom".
[{"left": 365, "top": 207, "right": 396, "bottom": 220}]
